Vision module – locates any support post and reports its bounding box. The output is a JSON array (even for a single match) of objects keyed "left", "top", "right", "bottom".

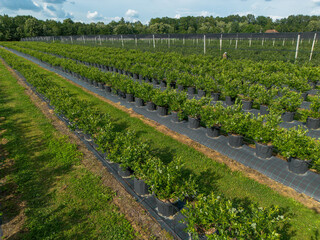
[
  {"left": 310, "top": 33, "right": 317, "bottom": 61},
  {"left": 204, "top": 35, "right": 206, "bottom": 54},
  {"left": 153, "top": 34, "right": 155, "bottom": 48},
  {"left": 295, "top": 34, "right": 301, "bottom": 61}
]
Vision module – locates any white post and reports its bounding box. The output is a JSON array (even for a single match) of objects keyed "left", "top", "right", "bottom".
[
  {"left": 283, "top": 39, "right": 285, "bottom": 46},
  {"left": 235, "top": 38, "right": 238, "bottom": 49},
  {"left": 295, "top": 34, "right": 300, "bottom": 60},
  {"left": 153, "top": 34, "right": 155, "bottom": 48},
  {"left": 249, "top": 38, "right": 252, "bottom": 47},
  {"left": 262, "top": 38, "right": 264, "bottom": 46},
  {"left": 292, "top": 39, "right": 294, "bottom": 45},
  {"left": 204, "top": 35, "right": 206, "bottom": 54},
  {"left": 230, "top": 39, "right": 232, "bottom": 45},
  {"left": 273, "top": 39, "right": 275, "bottom": 47},
  {"left": 99, "top": 35, "right": 102, "bottom": 45},
  {"left": 121, "top": 35, "right": 124, "bottom": 47},
  {"left": 135, "top": 37, "right": 137, "bottom": 47},
  {"left": 220, "top": 35, "right": 222, "bottom": 51},
  {"left": 70, "top": 36, "right": 73, "bottom": 44},
  {"left": 310, "top": 33, "right": 317, "bottom": 61},
  {"left": 183, "top": 37, "right": 185, "bottom": 45}
]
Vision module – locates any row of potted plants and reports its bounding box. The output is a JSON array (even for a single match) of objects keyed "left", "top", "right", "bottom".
[
  {"left": 0, "top": 47, "right": 289, "bottom": 239},
  {"left": 8, "top": 43, "right": 320, "bottom": 129}
]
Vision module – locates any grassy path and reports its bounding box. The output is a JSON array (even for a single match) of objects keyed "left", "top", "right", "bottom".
[{"left": 0, "top": 60, "right": 137, "bottom": 239}]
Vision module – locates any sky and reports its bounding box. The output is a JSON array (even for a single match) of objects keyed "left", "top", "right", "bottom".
[{"left": 1, "top": 0, "right": 320, "bottom": 24}]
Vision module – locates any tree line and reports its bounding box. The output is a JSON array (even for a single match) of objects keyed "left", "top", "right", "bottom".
[{"left": 1, "top": 14, "right": 320, "bottom": 41}]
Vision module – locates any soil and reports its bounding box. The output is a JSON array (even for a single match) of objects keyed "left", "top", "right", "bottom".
[{"left": 1, "top": 60, "right": 170, "bottom": 240}]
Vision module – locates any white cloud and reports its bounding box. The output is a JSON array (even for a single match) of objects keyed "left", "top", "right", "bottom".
[
  {"left": 87, "top": 10, "right": 98, "bottom": 19},
  {"left": 200, "top": 11, "right": 210, "bottom": 17},
  {"left": 174, "top": 13, "right": 181, "bottom": 19},
  {"left": 125, "top": 9, "right": 139, "bottom": 18}
]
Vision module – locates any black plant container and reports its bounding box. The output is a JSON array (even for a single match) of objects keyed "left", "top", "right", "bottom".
[
  {"left": 158, "top": 106, "right": 168, "bottom": 116},
  {"left": 255, "top": 142, "right": 273, "bottom": 159},
  {"left": 126, "top": 93, "right": 134, "bottom": 102},
  {"left": 211, "top": 92, "right": 220, "bottom": 101},
  {"left": 177, "top": 85, "right": 185, "bottom": 91},
  {"left": 160, "top": 81, "right": 167, "bottom": 88},
  {"left": 147, "top": 101, "right": 156, "bottom": 111},
  {"left": 206, "top": 126, "right": 221, "bottom": 138},
  {"left": 133, "top": 178, "right": 150, "bottom": 196},
  {"left": 171, "top": 111, "right": 181, "bottom": 123},
  {"left": 118, "top": 166, "right": 132, "bottom": 178},
  {"left": 105, "top": 86, "right": 111, "bottom": 93},
  {"left": 301, "top": 92, "right": 308, "bottom": 101},
  {"left": 281, "top": 111, "right": 295, "bottom": 122},
  {"left": 135, "top": 97, "right": 144, "bottom": 107},
  {"left": 288, "top": 157, "right": 310, "bottom": 175},
  {"left": 228, "top": 134, "right": 243, "bottom": 148},
  {"left": 156, "top": 198, "right": 178, "bottom": 217},
  {"left": 133, "top": 73, "right": 138, "bottom": 79},
  {"left": 225, "top": 96, "right": 235, "bottom": 106},
  {"left": 242, "top": 100, "right": 253, "bottom": 110},
  {"left": 306, "top": 117, "right": 320, "bottom": 129},
  {"left": 198, "top": 90, "right": 206, "bottom": 98},
  {"left": 187, "top": 87, "right": 196, "bottom": 95},
  {"left": 139, "top": 74, "right": 143, "bottom": 80},
  {"left": 260, "top": 105, "right": 269, "bottom": 115},
  {"left": 99, "top": 83, "right": 105, "bottom": 90},
  {"left": 169, "top": 82, "right": 176, "bottom": 89},
  {"left": 188, "top": 116, "right": 200, "bottom": 129}
]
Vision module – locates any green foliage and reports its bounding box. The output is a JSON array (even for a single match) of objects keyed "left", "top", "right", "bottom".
[
  {"left": 181, "top": 193, "right": 288, "bottom": 240},
  {"left": 272, "top": 87, "right": 302, "bottom": 112},
  {"left": 200, "top": 102, "right": 225, "bottom": 128},
  {"left": 183, "top": 97, "right": 211, "bottom": 119}
]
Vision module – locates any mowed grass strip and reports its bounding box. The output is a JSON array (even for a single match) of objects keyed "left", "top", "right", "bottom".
[
  {"left": 2, "top": 50, "right": 320, "bottom": 239},
  {"left": 0, "top": 60, "right": 136, "bottom": 239}
]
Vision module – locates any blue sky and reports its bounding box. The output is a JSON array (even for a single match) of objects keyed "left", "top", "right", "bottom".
[{"left": 1, "top": 0, "right": 320, "bottom": 24}]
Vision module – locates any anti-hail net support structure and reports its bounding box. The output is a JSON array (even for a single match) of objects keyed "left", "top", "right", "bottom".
[{"left": 22, "top": 32, "right": 320, "bottom": 63}]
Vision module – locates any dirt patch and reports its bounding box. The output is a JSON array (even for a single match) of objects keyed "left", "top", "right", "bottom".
[
  {"left": 1, "top": 59, "right": 170, "bottom": 239},
  {"left": 35, "top": 62, "right": 320, "bottom": 213}
]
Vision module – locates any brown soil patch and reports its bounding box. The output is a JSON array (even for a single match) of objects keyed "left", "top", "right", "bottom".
[
  {"left": 1, "top": 59, "right": 170, "bottom": 239},
  {"left": 31, "top": 61, "right": 320, "bottom": 213}
]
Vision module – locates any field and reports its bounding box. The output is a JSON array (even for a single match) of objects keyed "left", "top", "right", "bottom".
[{"left": 1, "top": 41, "right": 320, "bottom": 239}]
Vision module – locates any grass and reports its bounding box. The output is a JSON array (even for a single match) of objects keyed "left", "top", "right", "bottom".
[
  {"left": 0, "top": 61, "right": 136, "bottom": 239},
  {"left": 1, "top": 48, "right": 320, "bottom": 239},
  {"left": 17, "top": 54, "right": 320, "bottom": 239}
]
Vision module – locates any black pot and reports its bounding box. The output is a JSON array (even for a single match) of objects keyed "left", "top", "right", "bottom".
[
  {"left": 135, "top": 97, "right": 144, "bottom": 107},
  {"left": 99, "top": 83, "right": 105, "bottom": 90},
  {"left": 260, "top": 105, "right": 269, "bottom": 115},
  {"left": 255, "top": 142, "right": 273, "bottom": 159},
  {"left": 228, "top": 134, "right": 243, "bottom": 148},
  {"left": 198, "top": 90, "right": 206, "bottom": 98},
  {"left": 281, "top": 111, "right": 295, "bottom": 122},
  {"left": 288, "top": 157, "right": 310, "bottom": 175},
  {"left": 133, "top": 178, "right": 150, "bottom": 196},
  {"left": 206, "top": 126, "right": 221, "bottom": 138},
  {"left": 139, "top": 74, "right": 143, "bottom": 80},
  {"left": 155, "top": 198, "right": 178, "bottom": 217},
  {"left": 177, "top": 85, "right": 185, "bottom": 92},
  {"left": 97, "top": 82, "right": 102, "bottom": 89},
  {"left": 301, "top": 92, "right": 308, "bottom": 101},
  {"left": 126, "top": 93, "right": 134, "bottom": 102},
  {"left": 105, "top": 86, "right": 111, "bottom": 93},
  {"left": 306, "top": 117, "right": 320, "bottom": 129},
  {"left": 171, "top": 111, "right": 181, "bottom": 123},
  {"left": 147, "top": 101, "right": 156, "bottom": 111},
  {"left": 160, "top": 81, "right": 167, "bottom": 88},
  {"left": 118, "top": 91, "right": 126, "bottom": 99},
  {"left": 188, "top": 116, "right": 200, "bottom": 129},
  {"left": 242, "top": 100, "right": 253, "bottom": 110},
  {"left": 118, "top": 166, "right": 132, "bottom": 178},
  {"left": 211, "top": 92, "right": 221, "bottom": 101},
  {"left": 169, "top": 82, "right": 176, "bottom": 89},
  {"left": 157, "top": 106, "right": 168, "bottom": 116},
  {"left": 187, "top": 87, "right": 196, "bottom": 95},
  {"left": 225, "top": 96, "right": 235, "bottom": 106}
]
